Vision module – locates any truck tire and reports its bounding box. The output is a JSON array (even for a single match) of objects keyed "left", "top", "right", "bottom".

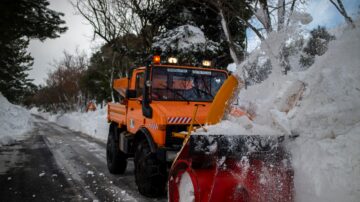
[
  {"left": 106, "top": 126, "right": 127, "bottom": 174},
  {"left": 134, "top": 139, "right": 166, "bottom": 197}
]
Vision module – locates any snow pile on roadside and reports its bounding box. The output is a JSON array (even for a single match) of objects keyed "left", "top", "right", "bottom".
[
  {"left": 30, "top": 107, "right": 59, "bottom": 122},
  {"left": 290, "top": 125, "right": 360, "bottom": 202},
  {"left": 46, "top": 107, "right": 109, "bottom": 142},
  {"left": 286, "top": 25, "right": 360, "bottom": 202},
  {"left": 207, "top": 23, "right": 360, "bottom": 201},
  {"left": 31, "top": 106, "right": 109, "bottom": 142},
  {"left": 0, "top": 93, "right": 32, "bottom": 146}
]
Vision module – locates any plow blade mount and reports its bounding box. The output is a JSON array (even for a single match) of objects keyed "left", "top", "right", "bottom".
[{"left": 168, "top": 135, "right": 294, "bottom": 202}]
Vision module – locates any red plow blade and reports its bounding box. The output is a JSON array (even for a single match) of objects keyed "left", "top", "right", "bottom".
[{"left": 168, "top": 135, "right": 294, "bottom": 202}]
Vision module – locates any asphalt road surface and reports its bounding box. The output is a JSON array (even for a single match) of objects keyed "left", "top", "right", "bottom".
[{"left": 0, "top": 115, "right": 166, "bottom": 202}]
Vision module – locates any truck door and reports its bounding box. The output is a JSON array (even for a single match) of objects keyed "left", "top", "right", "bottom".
[{"left": 127, "top": 71, "right": 145, "bottom": 133}]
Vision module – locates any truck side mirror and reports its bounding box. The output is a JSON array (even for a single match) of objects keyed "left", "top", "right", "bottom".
[{"left": 126, "top": 89, "right": 137, "bottom": 99}]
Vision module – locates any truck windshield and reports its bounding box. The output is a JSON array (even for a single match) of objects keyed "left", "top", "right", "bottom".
[{"left": 151, "top": 67, "right": 227, "bottom": 102}]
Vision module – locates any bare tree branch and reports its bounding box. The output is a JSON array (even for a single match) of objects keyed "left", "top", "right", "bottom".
[
  {"left": 257, "top": 0, "right": 272, "bottom": 33},
  {"left": 329, "top": 0, "right": 355, "bottom": 28},
  {"left": 286, "top": 0, "right": 297, "bottom": 26},
  {"left": 277, "top": 0, "right": 286, "bottom": 31}
]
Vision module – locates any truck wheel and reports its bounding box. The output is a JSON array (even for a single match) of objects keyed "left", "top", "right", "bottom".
[
  {"left": 106, "top": 127, "right": 127, "bottom": 174},
  {"left": 134, "top": 139, "right": 166, "bottom": 197}
]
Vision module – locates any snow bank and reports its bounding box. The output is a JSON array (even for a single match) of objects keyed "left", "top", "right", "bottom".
[
  {"left": 290, "top": 125, "right": 360, "bottom": 202},
  {"left": 30, "top": 107, "right": 59, "bottom": 122},
  {"left": 34, "top": 107, "right": 109, "bottom": 142},
  {"left": 207, "top": 21, "right": 360, "bottom": 201},
  {"left": 287, "top": 24, "right": 360, "bottom": 202},
  {"left": 56, "top": 108, "right": 109, "bottom": 142},
  {"left": 0, "top": 93, "right": 32, "bottom": 146}
]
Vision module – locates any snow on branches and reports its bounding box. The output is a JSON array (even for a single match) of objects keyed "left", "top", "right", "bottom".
[{"left": 152, "top": 25, "right": 219, "bottom": 54}]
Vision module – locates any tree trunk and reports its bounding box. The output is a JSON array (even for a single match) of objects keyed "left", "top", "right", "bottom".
[
  {"left": 219, "top": 9, "right": 242, "bottom": 65},
  {"left": 286, "top": 0, "right": 297, "bottom": 26},
  {"left": 110, "top": 52, "right": 117, "bottom": 102},
  {"left": 277, "top": 0, "right": 286, "bottom": 31},
  {"left": 258, "top": 0, "right": 272, "bottom": 33}
]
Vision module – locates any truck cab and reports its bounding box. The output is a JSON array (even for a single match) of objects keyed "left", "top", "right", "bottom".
[{"left": 107, "top": 56, "right": 227, "bottom": 197}]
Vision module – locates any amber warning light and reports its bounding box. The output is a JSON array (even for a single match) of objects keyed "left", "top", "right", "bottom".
[{"left": 153, "top": 55, "right": 161, "bottom": 64}]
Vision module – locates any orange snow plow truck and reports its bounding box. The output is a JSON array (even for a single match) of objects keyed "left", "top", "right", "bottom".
[{"left": 107, "top": 55, "right": 294, "bottom": 201}]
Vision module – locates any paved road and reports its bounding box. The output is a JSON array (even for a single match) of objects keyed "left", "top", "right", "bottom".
[{"left": 0, "top": 115, "right": 166, "bottom": 202}]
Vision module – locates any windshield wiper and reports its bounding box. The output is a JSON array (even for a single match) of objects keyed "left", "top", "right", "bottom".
[
  {"left": 161, "top": 84, "right": 190, "bottom": 104},
  {"left": 193, "top": 86, "right": 213, "bottom": 98}
]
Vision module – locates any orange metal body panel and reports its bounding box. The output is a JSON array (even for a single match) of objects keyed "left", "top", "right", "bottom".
[
  {"left": 126, "top": 99, "right": 144, "bottom": 133},
  {"left": 107, "top": 103, "right": 127, "bottom": 126},
  {"left": 113, "top": 77, "right": 129, "bottom": 97},
  {"left": 108, "top": 100, "right": 212, "bottom": 147}
]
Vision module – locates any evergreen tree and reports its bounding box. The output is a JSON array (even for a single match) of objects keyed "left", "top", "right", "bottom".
[
  {"left": 80, "top": 51, "right": 113, "bottom": 104},
  {"left": 0, "top": 38, "right": 37, "bottom": 102},
  {"left": 83, "top": 32, "right": 149, "bottom": 103},
  {"left": 0, "top": 0, "right": 67, "bottom": 103},
  {"left": 300, "top": 26, "right": 335, "bottom": 68}
]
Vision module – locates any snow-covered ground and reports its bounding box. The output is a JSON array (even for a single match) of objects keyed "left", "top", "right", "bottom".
[
  {"left": 32, "top": 107, "right": 109, "bottom": 142},
  {"left": 207, "top": 21, "right": 360, "bottom": 201},
  {"left": 0, "top": 93, "right": 33, "bottom": 146}
]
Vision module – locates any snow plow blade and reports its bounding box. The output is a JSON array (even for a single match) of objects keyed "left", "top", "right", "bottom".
[
  {"left": 168, "top": 134, "right": 294, "bottom": 202},
  {"left": 206, "top": 75, "right": 239, "bottom": 125}
]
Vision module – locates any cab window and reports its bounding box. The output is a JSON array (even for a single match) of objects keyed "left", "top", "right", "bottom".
[
  {"left": 135, "top": 72, "right": 144, "bottom": 97},
  {"left": 151, "top": 67, "right": 227, "bottom": 101}
]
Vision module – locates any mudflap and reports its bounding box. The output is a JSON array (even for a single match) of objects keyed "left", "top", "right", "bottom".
[{"left": 168, "top": 134, "right": 294, "bottom": 202}]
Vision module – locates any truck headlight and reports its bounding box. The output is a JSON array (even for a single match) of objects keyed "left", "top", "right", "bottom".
[
  {"left": 202, "top": 60, "right": 211, "bottom": 67},
  {"left": 168, "top": 57, "right": 178, "bottom": 64}
]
